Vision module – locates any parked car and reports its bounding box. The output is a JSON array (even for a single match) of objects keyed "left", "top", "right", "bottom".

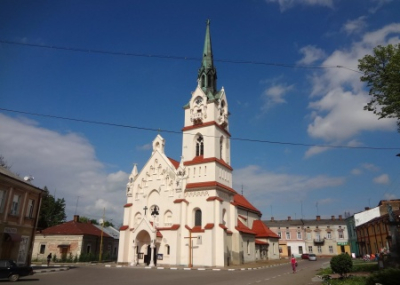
[
  {"left": 0, "top": 260, "right": 34, "bottom": 282},
  {"left": 301, "top": 253, "right": 309, "bottom": 259},
  {"left": 308, "top": 254, "right": 317, "bottom": 261}
]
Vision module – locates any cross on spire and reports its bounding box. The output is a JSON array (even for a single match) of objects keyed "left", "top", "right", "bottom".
[{"left": 143, "top": 206, "right": 148, "bottom": 215}]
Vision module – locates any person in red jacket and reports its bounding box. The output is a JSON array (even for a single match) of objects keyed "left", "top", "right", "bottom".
[{"left": 290, "top": 254, "right": 297, "bottom": 273}]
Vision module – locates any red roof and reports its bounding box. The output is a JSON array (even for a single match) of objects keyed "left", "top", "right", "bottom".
[
  {"left": 174, "top": 199, "right": 189, "bottom": 204},
  {"left": 232, "top": 194, "right": 261, "bottom": 216},
  {"left": 41, "top": 220, "right": 111, "bottom": 237},
  {"left": 255, "top": 239, "right": 269, "bottom": 245},
  {"left": 157, "top": 224, "right": 180, "bottom": 231},
  {"left": 252, "top": 220, "right": 279, "bottom": 238},
  {"left": 186, "top": 181, "right": 237, "bottom": 194},
  {"left": 204, "top": 223, "right": 214, "bottom": 229},
  {"left": 183, "top": 155, "right": 233, "bottom": 171},
  {"left": 120, "top": 225, "right": 129, "bottom": 231},
  {"left": 182, "top": 121, "right": 231, "bottom": 137},
  {"left": 168, "top": 157, "right": 180, "bottom": 169},
  {"left": 235, "top": 219, "right": 256, "bottom": 235},
  {"left": 206, "top": 196, "right": 223, "bottom": 202}
]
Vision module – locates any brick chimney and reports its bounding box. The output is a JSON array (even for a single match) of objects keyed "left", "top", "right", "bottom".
[
  {"left": 339, "top": 215, "right": 342, "bottom": 220},
  {"left": 316, "top": 215, "right": 321, "bottom": 221},
  {"left": 331, "top": 215, "right": 335, "bottom": 220},
  {"left": 288, "top": 216, "right": 291, "bottom": 221},
  {"left": 73, "top": 215, "right": 80, "bottom": 222}
]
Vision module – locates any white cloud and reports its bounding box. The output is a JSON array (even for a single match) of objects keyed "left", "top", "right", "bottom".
[
  {"left": 265, "top": 0, "right": 334, "bottom": 12},
  {"left": 351, "top": 168, "right": 362, "bottom": 175},
  {"left": 369, "top": 0, "right": 393, "bottom": 14},
  {"left": 362, "top": 163, "right": 379, "bottom": 172},
  {"left": 137, "top": 143, "right": 152, "bottom": 151},
  {"left": 383, "top": 193, "right": 397, "bottom": 200},
  {"left": 304, "top": 146, "right": 331, "bottom": 158},
  {"left": 0, "top": 114, "right": 128, "bottom": 225},
  {"left": 298, "top": 45, "right": 326, "bottom": 65},
  {"left": 261, "top": 83, "right": 293, "bottom": 111},
  {"left": 306, "top": 24, "right": 400, "bottom": 151},
  {"left": 318, "top": 198, "right": 335, "bottom": 205},
  {"left": 342, "top": 16, "right": 368, "bottom": 35},
  {"left": 373, "top": 174, "right": 389, "bottom": 184},
  {"left": 233, "top": 165, "right": 345, "bottom": 196}
]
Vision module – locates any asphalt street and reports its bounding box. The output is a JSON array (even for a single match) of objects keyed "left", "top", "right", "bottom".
[{"left": 9, "top": 259, "right": 327, "bottom": 285}]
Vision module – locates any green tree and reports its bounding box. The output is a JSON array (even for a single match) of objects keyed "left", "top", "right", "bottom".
[
  {"left": 79, "top": 216, "right": 98, "bottom": 225},
  {"left": 330, "top": 254, "right": 353, "bottom": 278},
  {"left": 37, "top": 186, "right": 67, "bottom": 229},
  {"left": 358, "top": 44, "right": 400, "bottom": 131}
]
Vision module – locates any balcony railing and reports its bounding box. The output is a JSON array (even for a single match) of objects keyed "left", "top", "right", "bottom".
[{"left": 313, "top": 238, "right": 325, "bottom": 245}]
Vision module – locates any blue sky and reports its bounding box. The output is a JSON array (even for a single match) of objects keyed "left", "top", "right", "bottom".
[{"left": 1, "top": 0, "right": 400, "bottom": 226}]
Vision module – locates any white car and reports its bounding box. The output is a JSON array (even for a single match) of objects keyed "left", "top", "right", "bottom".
[{"left": 308, "top": 254, "right": 317, "bottom": 261}]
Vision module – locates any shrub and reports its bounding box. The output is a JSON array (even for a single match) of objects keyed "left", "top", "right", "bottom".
[
  {"left": 330, "top": 254, "right": 353, "bottom": 277},
  {"left": 365, "top": 268, "right": 400, "bottom": 285}
]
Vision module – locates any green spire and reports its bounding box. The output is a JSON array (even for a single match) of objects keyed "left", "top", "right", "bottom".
[{"left": 198, "top": 19, "right": 217, "bottom": 96}]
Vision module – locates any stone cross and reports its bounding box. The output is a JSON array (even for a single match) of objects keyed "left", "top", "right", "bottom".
[{"left": 143, "top": 206, "right": 148, "bottom": 215}]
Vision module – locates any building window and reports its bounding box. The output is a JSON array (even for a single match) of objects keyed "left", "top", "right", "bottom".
[
  {"left": 195, "top": 209, "right": 202, "bottom": 227},
  {"left": 308, "top": 246, "right": 313, "bottom": 253},
  {"left": 327, "top": 232, "right": 332, "bottom": 239},
  {"left": 247, "top": 240, "right": 250, "bottom": 255},
  {"left": 40, "top": 244, "right": 46, "bottom": 254},
  {"left": 339, "top": 231, "right": 344, "bottom": 239},
  {"left": 297, "top": 231, "right": 302, "bottom": 239},
  {"left": 299, "top": 246, "right": 303, "bottom": 254},
  {"left": 0, "top": 190, "right": 5, "bottom": 213},
  {"left": 286, "top": 232, "right": 290, "bottom": 240},
  {"left": 27, "top": 199, "right": 35, "bottom": 218},
  {"left": 317, "top": 246, "right": 322, "bottom": 253},
  {"left": 278, "top": 231, "right": 281, "bottom": 238},
  {"left": 87, "top": 244, "right": 91, "bottom": 254},
  {"left": 10, "top": 194, "right": 20, "bottom": 215},
  {"left": 166, "top": 245, "right": 170, "bottom": 255},
  {"left": 306, "top": 232, "right": 311, "bottom": 240},
  {"left": 196, "top": 135, "right": 204, "bottom": 156},
  {"left": 329, "top": 246, "right": 333, "bottom": 253},
  {"left": 220, "top": 137, "right": 223, "bottom": 159}
]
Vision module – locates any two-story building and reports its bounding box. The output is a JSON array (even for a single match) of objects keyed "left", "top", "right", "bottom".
[
  {"left": 0, "top": 166, "right": 44, "bottom": 264},
  {"left": 264, "top": 215, "right": 350, "bottom": 258}
]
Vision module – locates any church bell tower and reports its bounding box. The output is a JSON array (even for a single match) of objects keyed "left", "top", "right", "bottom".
[{"left": 181, "top": 20, "right": 232, "bottom": 191}]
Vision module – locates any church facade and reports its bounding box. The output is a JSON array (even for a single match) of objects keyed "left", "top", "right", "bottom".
[{"left": 117, "top": 21, "right": 279, "bottom": 267}]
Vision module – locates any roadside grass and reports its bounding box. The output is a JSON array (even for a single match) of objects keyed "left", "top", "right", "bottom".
[{"left": 319, "top": 260, "right": 378, "bottom": 285}]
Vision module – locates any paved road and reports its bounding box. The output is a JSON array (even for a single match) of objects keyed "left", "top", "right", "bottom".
[{"left": 12, "top": 259, "right": 327, "bottom": 285}]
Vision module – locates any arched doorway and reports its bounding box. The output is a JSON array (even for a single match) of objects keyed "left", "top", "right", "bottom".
[{"left": 136, "top": 230, "right": 157, "bottom": 266}]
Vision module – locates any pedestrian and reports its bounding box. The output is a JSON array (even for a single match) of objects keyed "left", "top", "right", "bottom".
[
  {"left": 47, "top": 253, "right": 52, "bottom": 266},
  {"left": 290, "top": 254, "right": 297, "bottom": 273}
]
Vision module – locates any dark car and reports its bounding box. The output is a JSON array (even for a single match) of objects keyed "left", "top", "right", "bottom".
[
  {"left": 301, "top": 253, "right": 309, "bottom": 259},
  {"left": 0, "top": 259, "right": 34, "bottom": 282}
]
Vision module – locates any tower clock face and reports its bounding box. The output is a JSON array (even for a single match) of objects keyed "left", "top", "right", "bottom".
[{"left": 195, "top": 96, "right": 203, "bottom": 105}]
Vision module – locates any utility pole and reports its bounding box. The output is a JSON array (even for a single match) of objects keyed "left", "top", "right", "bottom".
[{"left": 99, "top": 208, "right": 105, "bottom": 262}]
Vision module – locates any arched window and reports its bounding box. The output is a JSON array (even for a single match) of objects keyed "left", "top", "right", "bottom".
[
  {"left": 195, "top": 209, "right": 202, "bottom": 227},
  {"left": 219, "top": 136, "right": 223, "bottom": 160},
  {"left": 201, "top": 75, "right": 205, "bottom": 87},
  {"left": 196, "top": 135, "right": 204, "bottom": 156}
]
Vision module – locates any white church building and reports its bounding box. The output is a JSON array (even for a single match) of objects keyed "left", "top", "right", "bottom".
[{"left": 117, "top": 21, "right": 279, "bottom": 267}]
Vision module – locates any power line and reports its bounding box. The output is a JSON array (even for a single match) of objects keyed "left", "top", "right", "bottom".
[
  {"left": 1, "top": 107, "right": 399, "bottom": 151},
  {"left": 0, "top": 39, "right": 362, "bottom": 73}
]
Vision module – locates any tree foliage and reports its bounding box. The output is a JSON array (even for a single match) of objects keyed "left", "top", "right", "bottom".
[
  {"left": 78, "top": 216, "right": 114, "bottom": 227},
  {"left": 37, "top": 186, "right": 67, "bottom": 229},
  {"left": 358, "top": 44, "right": 400, "bottom": 131},
  {"left": 330, "top": 254, "right": 353, "bottom": 277}
]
